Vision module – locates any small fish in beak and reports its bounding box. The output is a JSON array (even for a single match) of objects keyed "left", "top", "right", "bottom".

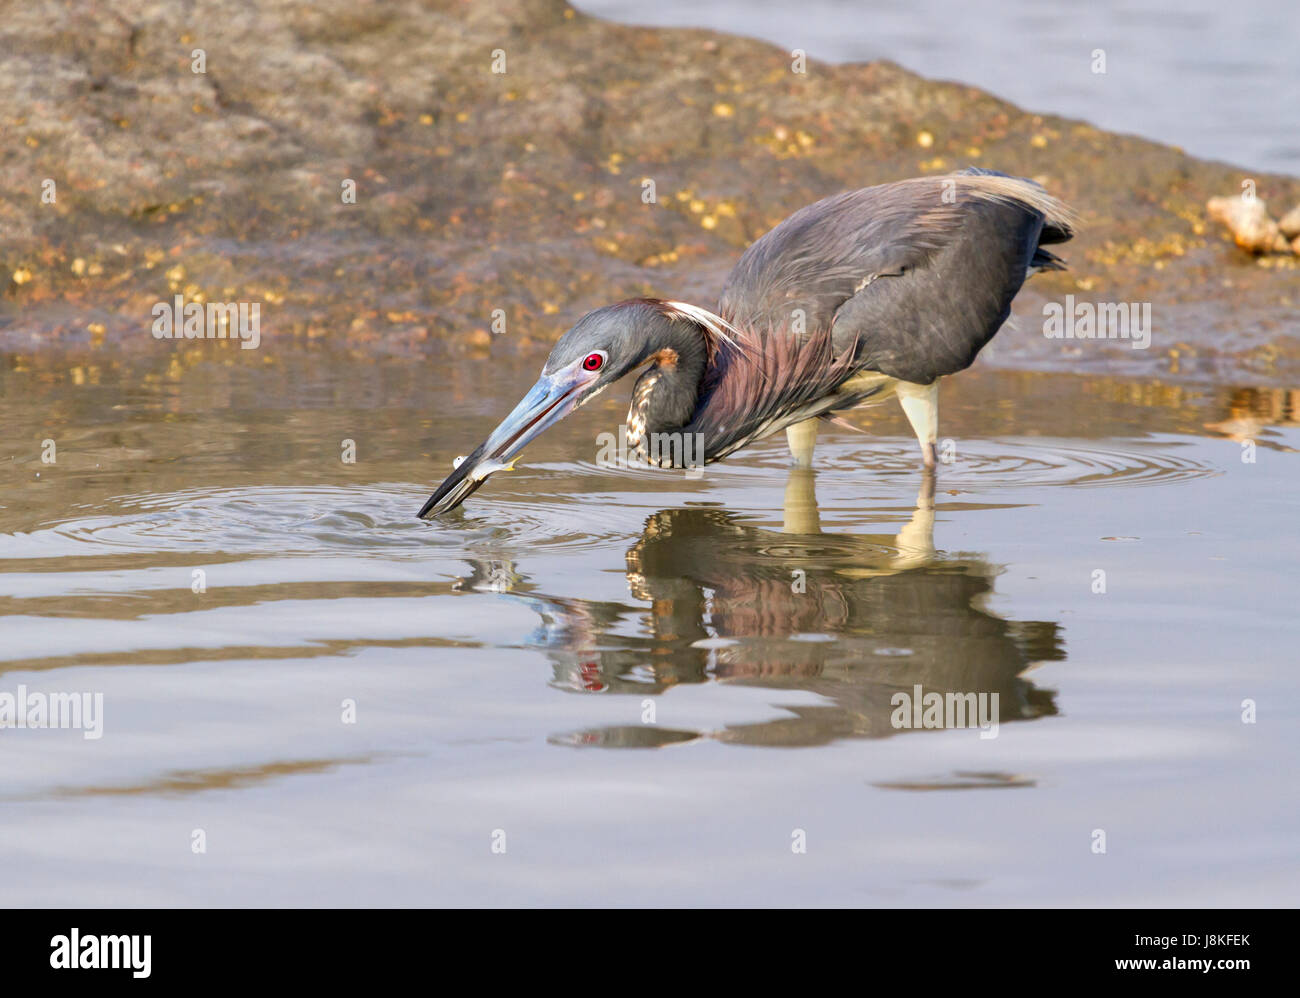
[{"left": 467, "top": 455, "right": 519, "bottom": 483}]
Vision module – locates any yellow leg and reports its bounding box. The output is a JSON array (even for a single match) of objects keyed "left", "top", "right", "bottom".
[
  {"left": 785, "top": 418, "right": 818, "bottom": 468},
  {"left": 896, "top": 380, "right": 939, "bottom": 469}
]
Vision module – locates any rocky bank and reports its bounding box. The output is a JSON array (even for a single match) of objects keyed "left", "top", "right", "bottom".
[{"left": 1, "top": 0, "right": 1297, "bottom": 383}]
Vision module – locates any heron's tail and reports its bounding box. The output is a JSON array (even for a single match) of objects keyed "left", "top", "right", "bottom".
[
  {"left": 1029, "top": 246, "right": 1068, "bottom": 273},
  {"left": 952, "top": 166, "right": 1079, "bottom": 243}
]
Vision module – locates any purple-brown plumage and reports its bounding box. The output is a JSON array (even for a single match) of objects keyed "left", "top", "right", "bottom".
[{"left": 418, "top": 168, "right": 1076, "bottom": 518}]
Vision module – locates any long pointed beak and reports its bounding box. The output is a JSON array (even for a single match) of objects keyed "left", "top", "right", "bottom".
[{"left": 418, "top": 367, "right": 590, "bottom": 519}]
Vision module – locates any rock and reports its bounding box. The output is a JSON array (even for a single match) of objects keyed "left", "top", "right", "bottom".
[
  {"left": 1278, "top": 205, "right": 1300, "bottom": 240},
  {"left": 1205, "top": 196, "right": 1280, "bottom": 254},
  {"left": 1, "top": 0, "right": 1298, "bottom": 381}
]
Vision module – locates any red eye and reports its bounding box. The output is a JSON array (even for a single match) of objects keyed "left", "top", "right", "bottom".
[{"left": 583, "top": 352, "right": 604, "bottom": 372}]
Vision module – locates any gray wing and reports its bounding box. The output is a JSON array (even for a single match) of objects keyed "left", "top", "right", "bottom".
[{"left": 718, "top": 169, "right": 1075, "bottom": 385}]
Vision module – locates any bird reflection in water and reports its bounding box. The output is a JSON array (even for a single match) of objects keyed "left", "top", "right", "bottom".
[{"left": 455, "top": 470, "right": 1064, "bottom": 748}]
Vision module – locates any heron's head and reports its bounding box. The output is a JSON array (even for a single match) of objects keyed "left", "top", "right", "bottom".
[{"left": 417, "top": 303, "right": 659, "bottom": 518}]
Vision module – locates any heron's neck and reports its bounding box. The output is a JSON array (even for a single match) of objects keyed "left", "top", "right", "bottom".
[{"left": 625, "top": 310, "right": 711, "bottom": 452}]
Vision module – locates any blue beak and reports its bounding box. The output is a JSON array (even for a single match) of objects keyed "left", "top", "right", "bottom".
[{"left": 417, "top": 368, "right": 588, "bottom": 519}]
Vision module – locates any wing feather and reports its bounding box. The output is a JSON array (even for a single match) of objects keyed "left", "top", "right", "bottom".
[{"left": 718, "top": 170, "right": 1077, "bottom": 383}]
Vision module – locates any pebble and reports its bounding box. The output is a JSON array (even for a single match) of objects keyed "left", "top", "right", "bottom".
[
  {"left": 1278, "top": 204, "right": 1300, "bottom": 240},
  {"left": 1206, "top": 196, "right": 1282, "bottom": 254}
]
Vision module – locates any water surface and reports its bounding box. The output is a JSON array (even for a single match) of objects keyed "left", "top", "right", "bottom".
[{"left": 1, "top": 349, "right": 1297, "bottom": 905}]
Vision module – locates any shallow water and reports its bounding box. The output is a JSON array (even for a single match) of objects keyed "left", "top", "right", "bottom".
[{"left": 1, "top": 349, "right": 1298, "bottom": 905}]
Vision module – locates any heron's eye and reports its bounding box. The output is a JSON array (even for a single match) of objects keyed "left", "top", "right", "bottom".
[{"left": 583, "top": 352, "right": 605, "bottom": 372}]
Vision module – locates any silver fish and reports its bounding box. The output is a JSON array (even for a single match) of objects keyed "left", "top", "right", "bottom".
[{"left": 467, "top": 455, "right": 519, "bottom": 483}]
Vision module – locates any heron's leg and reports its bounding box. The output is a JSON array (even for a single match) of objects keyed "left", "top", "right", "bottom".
[
  {"left": 896, "top": 380, "right": 939, "bottom": 469},
  {"left": 785, "top": 418, "right": 818, "bottom": 468}
]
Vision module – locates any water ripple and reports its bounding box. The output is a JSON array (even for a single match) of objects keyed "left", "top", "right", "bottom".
[
  {"left": 721, "top": 436, "right": 1220, "bottom": 490},
  {"left": 12, "top": 437, "right": 1218, "bottom": 559},
  {"left": 26, "top": 484, "right": 635, "bottom": 558}
]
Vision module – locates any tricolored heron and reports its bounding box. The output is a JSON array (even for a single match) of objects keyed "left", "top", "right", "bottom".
[{"left": 418, "top": 168, "right": 1076, "bottom": 518}]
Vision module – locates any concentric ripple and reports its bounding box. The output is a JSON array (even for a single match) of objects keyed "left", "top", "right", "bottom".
[
  {"left": 5, "top": 435, "right": 1219, "bottom": 560},
  {"left": 725, "top": 435, "right": 1221, "bottom": 490},
  {"left": 17, "top": 485, "right": 435, "bottom": 558},
  {"left": 11, "top": 483, "right": 639, "bottom": 559}
]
